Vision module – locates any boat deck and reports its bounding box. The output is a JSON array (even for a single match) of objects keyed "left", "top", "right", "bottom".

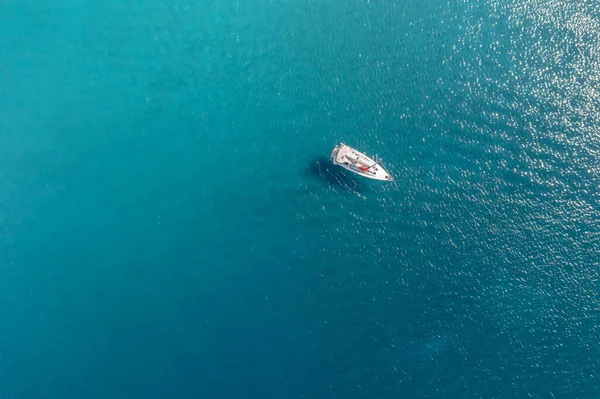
[{"left": 330, "top": 143, "right": 392, "bottom": 181}]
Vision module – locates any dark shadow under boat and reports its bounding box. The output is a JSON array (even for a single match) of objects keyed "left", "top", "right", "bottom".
[{"left": 305, "top": 156, "right": 367, "bottom": 193}]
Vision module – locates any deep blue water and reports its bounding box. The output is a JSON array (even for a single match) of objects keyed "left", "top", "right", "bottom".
[{"left": 1, "top": 0, "right": 600, "bottom": 398}]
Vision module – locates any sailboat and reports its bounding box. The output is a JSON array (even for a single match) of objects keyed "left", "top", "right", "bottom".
[{"left": 330, "top": 143, "right": 393, "bottom": 181}]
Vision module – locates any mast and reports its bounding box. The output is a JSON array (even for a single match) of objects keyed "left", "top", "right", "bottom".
[{"left": 368, "top": 154, "right": 381, "bottom": 169}]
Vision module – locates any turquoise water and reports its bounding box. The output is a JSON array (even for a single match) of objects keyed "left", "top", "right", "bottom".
[{"left": 1, "top": 0, "right": 600, "bottom": 397}]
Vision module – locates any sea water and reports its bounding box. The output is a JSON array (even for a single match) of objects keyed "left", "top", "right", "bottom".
[{"left": 1, "top": 0, "right": 599, "bottom": 397}]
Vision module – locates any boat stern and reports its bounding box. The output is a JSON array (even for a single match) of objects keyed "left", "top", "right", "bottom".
[{"left": 330, "top": 145, "right": 341, "bottom": 161}]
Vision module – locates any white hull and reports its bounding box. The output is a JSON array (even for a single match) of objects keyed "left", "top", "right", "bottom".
[{"left": 330, "top": 143, "right": 392, "bottom": 181}]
